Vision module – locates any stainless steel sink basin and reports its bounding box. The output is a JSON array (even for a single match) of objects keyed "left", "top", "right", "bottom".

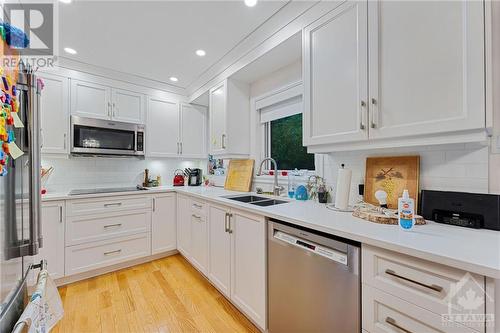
[
  {"left": 250, "top": 199, "right": 287, "bottom": 207},
  {"left": 224, "top": 195, "right": 270, "bottom": 203},
  {"left": 224, "top": 195, "right": 288, "bottom": 206}
]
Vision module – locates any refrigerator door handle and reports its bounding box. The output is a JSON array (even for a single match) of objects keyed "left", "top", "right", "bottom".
[{"left": 28, "top": 72, "right": 42, "bottom": 254}]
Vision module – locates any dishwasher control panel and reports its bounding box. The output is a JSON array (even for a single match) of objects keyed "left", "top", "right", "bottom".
[{"left": 274, "top": 230, "right": 348, "bottom": 265}]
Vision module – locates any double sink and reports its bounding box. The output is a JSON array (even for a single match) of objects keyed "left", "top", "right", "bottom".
[{"left": 224, "top": 195, "right": 287, "bottom": 207}]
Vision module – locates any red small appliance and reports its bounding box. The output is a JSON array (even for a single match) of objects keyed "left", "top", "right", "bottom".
[{"left": 173, "top": 169, "right": 185, "bottom": 186}]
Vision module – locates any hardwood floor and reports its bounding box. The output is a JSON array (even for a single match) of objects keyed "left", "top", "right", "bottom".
[{"left": 53, "top": 254, "right": 260, "bottom": 333}]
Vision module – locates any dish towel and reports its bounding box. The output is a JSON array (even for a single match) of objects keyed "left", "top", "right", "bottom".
[{"left": 12, "top": 270, "right": 64, "bottom": 333}]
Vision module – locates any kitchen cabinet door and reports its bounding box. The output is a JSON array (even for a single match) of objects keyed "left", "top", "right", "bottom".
[
  {"left": 35, "top": 201, "right": 65, "bottom": 279},
  {"left": 151, "top": 194, "right": 176, "bottom": 255},
  {"left": 111, "top": 88, "right": 144, "bottom": 124},
  {"left": 176, "top": 195, "right": 192, "bottom": 258},
  {"left": 208, "top": 204, "right": 231, "bottom": 298},
  {"left": 190, "top": 212, "right": 208, "bottom": 275},
  {"left": 230, "top": 209, "right": 266, "bottom": 329},
  {"left": 39, "top": 73, "right": 70, "bottom": 154},
  {"left": 147, "top": 97, "right": 180, "bottom": 157},
  {"left": 368, "top": 0, "right": 485, "bottom": 139},
  {"left": 303, "top": 1, "right": 368, "bottom": 146},
  {"left": 209, "top": 82, "right": 227, "bottom": 154},
  {"left": 70, "top": 79, "right": 111, "bottom": 120},
  {"left": 180, "top": 103, "right": 207, "bottom": 158}
]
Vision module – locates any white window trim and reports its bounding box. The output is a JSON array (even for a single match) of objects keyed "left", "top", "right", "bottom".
[{"left": 250, "top": 80, "right": 324, "bottom": 178}]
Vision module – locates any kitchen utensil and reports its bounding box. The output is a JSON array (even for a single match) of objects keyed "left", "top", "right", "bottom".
[
  {"left": 173, "top": 169, "right": 185, "bottom": 186},
  {"left": 364, "top": 156, "right": 420, "bottom": 209},
  {"left": 224, "top": 159, "right": 254, "bottom": 192},
  {"left": 187, "top": 168, "right": 202, "bottom": 186}
]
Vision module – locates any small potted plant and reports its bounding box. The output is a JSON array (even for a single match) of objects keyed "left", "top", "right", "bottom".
[{"left": 317, "top": 183, "right": 329, "bottom": 203}]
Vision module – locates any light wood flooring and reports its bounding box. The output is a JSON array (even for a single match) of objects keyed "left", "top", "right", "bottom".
[{"left": 53, "top": 254, "right": 260, "bottom": 333}]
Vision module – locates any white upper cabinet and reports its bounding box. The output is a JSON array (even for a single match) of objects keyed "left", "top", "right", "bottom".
[
  {"left": 368, "top": 0, "right": 485, "bottom": 139},
  {"left": 303, "top": 1, "right": 368, "bottom": 145},
  {"left": 209, "top": 82, "right": 227, "bottom": 154},
  {"left": 71, "top": 79, "right": 111, "bottom": 120},
  {"left": 180, "top": 103, "right": 207, "bottom": 158},
  {"left": 209, "top": 79, "right": 250, "bottom": 157},
  {"left": 71, "top": 79, "right": 144, "bottom": 124},
  {"left": 39, "top": 73, "right": 70, "bottom": 154},
  {"left": 303, "top": 0, "right": 488, "bottom": 151},
  {"left": 146, "top": 97, "right": 180, "bottom": 157},
  {"left": 111, "top": 88, "right": 144, "bottom": 124}
]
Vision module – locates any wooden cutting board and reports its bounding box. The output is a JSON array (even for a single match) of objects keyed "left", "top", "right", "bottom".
[
  {"left": 224, "top": 159, "right": 254, "bottom": 192},
  {"left": 353, "top": 209, "right": 426, "bottom": 225}
]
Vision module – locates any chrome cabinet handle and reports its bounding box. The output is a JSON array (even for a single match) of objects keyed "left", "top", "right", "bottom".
[
  {"left": 370, "top": 98, "right": 377, "bottom": 128},
  {"left": 385, "top": 317, "right": 413, "bottom": 333},
  {"left": 228, "top": 213, "right": 233, "bottom": 234},
  {"left": 112, "top": 102, "right": 116, "bottom": 117},
  {"left": 180, "top": 142, "right": 183, "bottom": 154},
  {"left": 104, "top": 223, "right": 122, "bottom": 229},
  {"left": 104, "top": 202, "right": 122, "bottom": 207},
  {"left": 63, "top": 133, "right": 67, "bottom": 149},
  {"left": 224, "top": 212, "right": 229, "bottom": 232},
  {"left": 221, "top": 134, "right": 226, "bottom": 149},
  {"left": 104, "top": 249, "right": 122, "bottom": 256},
  {"left": 59, "top": 206, "right": 63, "bottom": 223},
  {"left": 107, "top": 102, "right": 112, "bottom": 118},
  {"left": 192, "top": 214, "right": 202, "bottom": 220},
  {"left": 360, "top": 100, "right": 366, "bottom": 130},
  {"left": 385, "top": 269, "right": 443, "bottom": 292},
  {"left": 153, "top": 198, "right": 156, "bottom": 212},
  {"left": 177, "top": 142, "right": 180, "bottom": 154},
  {"left": 192, "top": 203, "right": 202, "bottom": 209}
]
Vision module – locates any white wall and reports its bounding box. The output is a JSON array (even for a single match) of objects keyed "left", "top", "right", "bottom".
[{"left": 41, "top": 157, "right": 205, "bottom": 193}]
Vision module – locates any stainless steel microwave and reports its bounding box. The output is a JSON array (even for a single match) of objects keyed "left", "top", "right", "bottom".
[{"left": 71, "top": 116, "right": 145, "bottom": 156}]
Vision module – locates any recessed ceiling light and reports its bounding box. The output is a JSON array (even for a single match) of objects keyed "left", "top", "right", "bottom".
[
  {"left": 169, "top": 77, "right": 179, "bottom": 82},
  {"left": 59, "top": 0, "right": 72, "bottom": 3},
  {"left": 64, "top": 47, "right": 77, "bottom": 55},
  {"left": 195, "top": 49, "right": 206, "bottom": 57},
  {"left": 244, "top": 0, "right": 257, "bottom": 7}
]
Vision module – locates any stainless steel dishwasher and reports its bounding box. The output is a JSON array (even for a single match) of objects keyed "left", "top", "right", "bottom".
[{"left": 268, "top": 219, "right": 360, "bottom": 333}]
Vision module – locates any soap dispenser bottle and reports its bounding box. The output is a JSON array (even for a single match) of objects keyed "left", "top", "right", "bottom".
[{"left": 398, "top": 190, "right": 415, "bottom": 230}]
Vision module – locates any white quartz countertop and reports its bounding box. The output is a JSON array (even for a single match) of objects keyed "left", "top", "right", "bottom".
[{"left": 42, "top": 185, "right": 500, "bottom": 279}]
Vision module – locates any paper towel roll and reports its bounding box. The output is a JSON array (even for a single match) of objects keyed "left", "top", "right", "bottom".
[{"left": 335, "top": 167, "right": 352, "bottom": 210}]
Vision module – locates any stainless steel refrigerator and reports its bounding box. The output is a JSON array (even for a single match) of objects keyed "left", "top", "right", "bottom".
[{"left": 0, "top": 66, "right": 42, "bottom": 332}]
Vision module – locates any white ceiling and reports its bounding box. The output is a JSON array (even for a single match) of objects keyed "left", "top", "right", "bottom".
[{"left": 59, "top": 1, "right": 288, "bottom": 89}]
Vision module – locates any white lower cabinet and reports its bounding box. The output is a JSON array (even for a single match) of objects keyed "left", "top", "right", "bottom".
[
  {"left": 230, "top": 209, "right": 266, "bottom": 330},
  {"left": 36, "top": 201, "right": 65, "bottom": 279},
  {"left": 207, "top": 203, "right": 266, "bottom": 330},
  {"left": 190, "top": 212, "right": 208, "bottom": 275},
  {"left": 151, "top": 193, "right": 176, "bottom": 254},
  {"left": 362, "top": 245, "right": 488, "bottom": 333},
  {"left": 208, "top": 204, "right": 232, "bottom": 297},
  {"left": 65, "top": 233, "right": 151, "bottom": 276},
  {"left": 176, "top": 194, "right": 192, "bottom": 258}
]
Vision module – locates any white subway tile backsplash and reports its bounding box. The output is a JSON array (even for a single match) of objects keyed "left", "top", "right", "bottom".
[
  {"left": 324, "top": 144, "right": 490, "bottom": 204},
  {"left": 41, "top": 156, "right": 205, "bottom": 193}
]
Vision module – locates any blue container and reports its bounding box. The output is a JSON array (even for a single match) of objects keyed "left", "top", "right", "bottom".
[{"left": 295, "top": 185, "right": 308, "bottom": 201}]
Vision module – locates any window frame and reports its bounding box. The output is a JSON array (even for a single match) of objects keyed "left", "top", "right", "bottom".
[{"left": 253, "top": 81, "right": 323, "bottom": 176}]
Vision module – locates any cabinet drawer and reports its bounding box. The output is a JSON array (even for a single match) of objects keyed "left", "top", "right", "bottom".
[
  {"left": 363, "top": 285, "right": 478, "bottom": 333},
  {"left": 190, "top": 198, "right": 207, "bottom": 216},
  {"left": 362, "top": 245, "right": 485, "bottom": 317},
  {"left": 67, "top": 195, "right": 150, "bottom": 216},
  {"left": 65, "top": 233, "right": 151, "bottom": 275},
  {"left": 66, "top": 210, "right": 151, "bottom": 246}
]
